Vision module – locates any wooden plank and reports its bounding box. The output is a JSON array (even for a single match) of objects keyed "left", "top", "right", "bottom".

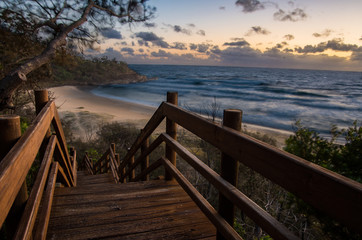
[
  {"left": 0, "top": 101, "right": 55, "bottom": 226},
  {"left": 162, "top": 133, "right": 298, "bottom": 240},
  {"left": 163, "top": 102, "right": 362, "bottom": 232},
  {"left": 14, "top": 135, "right": 56, "bottom": 240},
  {"left": 48, "top": 210, "right": 211, "bottom": 239},
  {"left": 54, "top": 139, "right": 74, "bottom": 186},
  {"left": 161, "top": 157, "right": 242, "bottom": 240},
  {"left": 109, "top": 147, "right": 120, "bottom": 183},
  {"left": 34, "top": 162, "right": 59, "bottom": 240},
  {"left": 47, "top": 178, "right": 215, "bottom": 239},
  {"left": 71, "top": 149, "right": 77, "bottom": 186},
  {"left": 57, "top": 164, "right": 71, "bottom": 187},
  {"left": 52, "top": 106, "right": 70, "bottom": 168}
]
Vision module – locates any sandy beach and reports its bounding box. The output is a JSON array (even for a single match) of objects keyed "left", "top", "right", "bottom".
[
  {"left": 50, "top": 86, "right": 156, "bottom": 126},
  {"left": 50, "top": 86, "right": 292, "bottom": 148}
]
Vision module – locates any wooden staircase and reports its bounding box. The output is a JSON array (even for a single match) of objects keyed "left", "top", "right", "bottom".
[
  {"left": 46, "top": 171, "right": 216, "bottom": 239},
  {"left": 1, "top": 90, "right": 361, "bottom": 240}
]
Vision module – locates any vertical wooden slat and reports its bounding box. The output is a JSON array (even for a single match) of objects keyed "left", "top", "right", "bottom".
[
  {"left": 141, "top": 138, "right": 149, "bottom": 181},
  {"left": 129, "top": 156, "right": 135, "bottom": 181},
  {"left": 165, "top": 92, "right": 178, "bottom": 180},
  {"left": 218, "top": 109, "right": 242, "bottom": 240}
]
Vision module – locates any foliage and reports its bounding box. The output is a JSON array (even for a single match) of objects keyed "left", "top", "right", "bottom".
[
  {"left": 285, "top": 120, "right": 362, "bottom": 182},
  {"left": 284, "top": 120, "right": 362, "bottom": 239}
]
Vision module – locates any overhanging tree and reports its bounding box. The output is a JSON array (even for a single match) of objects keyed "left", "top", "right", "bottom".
[{"left": 0, "top": 0, "right": 155, "bottom": 110}]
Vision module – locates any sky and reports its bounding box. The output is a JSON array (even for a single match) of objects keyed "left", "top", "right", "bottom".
[{"left": 88, "top": 0, "right": 362, "bottom": 71}]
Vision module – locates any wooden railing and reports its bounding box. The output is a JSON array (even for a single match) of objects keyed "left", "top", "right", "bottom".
[
  {"left": 0, "top": 90, "right": 76, "bottom": 239},
  {"left": 118, "top": 92, "right": 362, "bottom": 240},
  {"left": 80, "top": 143, "right": 120, "bottom": 183}
]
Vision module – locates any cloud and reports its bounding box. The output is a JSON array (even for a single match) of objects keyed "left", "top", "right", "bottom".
[
  {"left": 100, "top": 28, "right": 122, "bottom": 39},
  {"left": 284, "top": 34, "right": 295, "bottom": 41},
  {"left": 235, "top": 0, "right": 265, "bottom": 13},
  {"left": 350, "top": 47, "right": 362, "bottom": 61},
  {"left": 219, "top": 6, "right": 226, "bottom": 10},
  {"left": 144, "top": 22, "right": 157, "bottom": 28},
  {"left": 151, "top": 49, "right": 173, "bottom": 58},
  {"left": 196, "top": 30, "right": 206, "bottom": 36},
  {"left": 246, "top": 26, "right": 270, "bottom": 36},
  {"left": 171, "top": 42, "right": 187, "bottom": 50},
  {"left": 223, "top": 38, "right": 250, "bottom": 47},
  {"left": 295, "top": 38, "right": 359, "bottom": 53},
  {"left": 188, "top": 23, "right": 196, "bottom": 28},
  {"left": 121, "top": 47, "right": 135, "bottom": 56},
  {"left": 274, "top": 8, "right": 307, "bottom": 22},
  {"left": 165, "top": 24, "right": 192, "bottom": 35},
  {"left": 274, "top": 42, "right": 288, "bottom": 49},
  {"left": 313, "top": 29, "right": 333, "bottom": 38},
  {"left": 189, "top": 43, "right": 211, "bottom": 53},
  {"left": 135, "top": 32, "right": 169, "bottom": 48},
  {"left": 189, "top": 44, "right": 197, "bottom": 50}
]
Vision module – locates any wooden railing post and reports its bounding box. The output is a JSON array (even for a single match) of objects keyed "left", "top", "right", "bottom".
[
  {"left": 130, "top": 156, "right": 135, "bottom": 181},
  {"left": 165, "top": 92, "right": 178, "bottom": 180},
  {"left": 34, "top": 89, "right": 49, "bottom": 115},
  {"left": 0, "top": 115, "right": 28, "bottom": 239},
  {"left": 35, "top": 89, "right": 52, "bottom": 161},
  {"left": 141, "top": 138, "right": 149, "bottom": 181},
  {"left": 217, "top": 109, "right": 242, "bottom": 240}
]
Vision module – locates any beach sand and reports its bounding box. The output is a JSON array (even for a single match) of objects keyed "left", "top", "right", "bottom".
[{"left": 50, "top": 86, "right": 292, "bottom": 148}]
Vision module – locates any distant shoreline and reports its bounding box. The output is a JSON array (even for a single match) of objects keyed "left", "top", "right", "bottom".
[{"left": 50, "top": 85, "right": 292, "bottom": 148}]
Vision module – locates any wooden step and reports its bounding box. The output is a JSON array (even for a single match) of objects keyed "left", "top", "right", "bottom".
[{"left": 47, "top": 176, "right": 216, "bottom": 239}]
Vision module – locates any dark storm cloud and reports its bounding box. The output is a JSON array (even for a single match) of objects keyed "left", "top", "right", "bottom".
[
  {"left": 313, "top": 29, "right": 332, "bottom": 38},
  {"left": 273, "top": 8, "right": 307, "bottom": 22},
  {"left": 235, "top": 0, "right": 265, "bottom": 13},
  {"left": 223, "top": 38, "right": 250, "bottom": 47},
  {"left": 295, "top": 38, "right": 359, "bottom": 53},
  {"left": 246, "top": 26, "right": 270, "bottom": 36},
  {"left": 284, "top": 34, "right": 295, "bottom": 41},
  {"left": 100, "top": 28, "right": 122, "bottom": 39},
  {"left": 135, "top": 32, "right": 169, "bottom": 48},
  {"left": 196, "top": 30, "right": 206, "bottom": 36}
]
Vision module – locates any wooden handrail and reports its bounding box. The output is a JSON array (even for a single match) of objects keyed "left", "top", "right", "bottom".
[
  {"left": 14, "top": 135, "right": 57, "bottom": 239},
  {"left": 119, "top": 92, "right": 362, "bottom": 239},
  {"left": 0, "top": 90, "right": 77, "bottom": 237}
]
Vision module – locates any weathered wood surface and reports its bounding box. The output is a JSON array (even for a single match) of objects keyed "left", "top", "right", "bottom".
[
  {"left": 162, "top": 102, "right": 362, "bottom": 232},
  {"left": 46, "top": 171, "right": 216, "bottom": 239}
]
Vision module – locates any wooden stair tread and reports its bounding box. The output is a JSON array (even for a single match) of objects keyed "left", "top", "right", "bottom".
[{"left": 47, "top": 173, "right": 216, "bottom": 239}]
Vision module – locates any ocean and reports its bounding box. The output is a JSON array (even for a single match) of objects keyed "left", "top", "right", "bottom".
[{"left": 91, "top": 64, "right": 362, "bottom": 134}]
